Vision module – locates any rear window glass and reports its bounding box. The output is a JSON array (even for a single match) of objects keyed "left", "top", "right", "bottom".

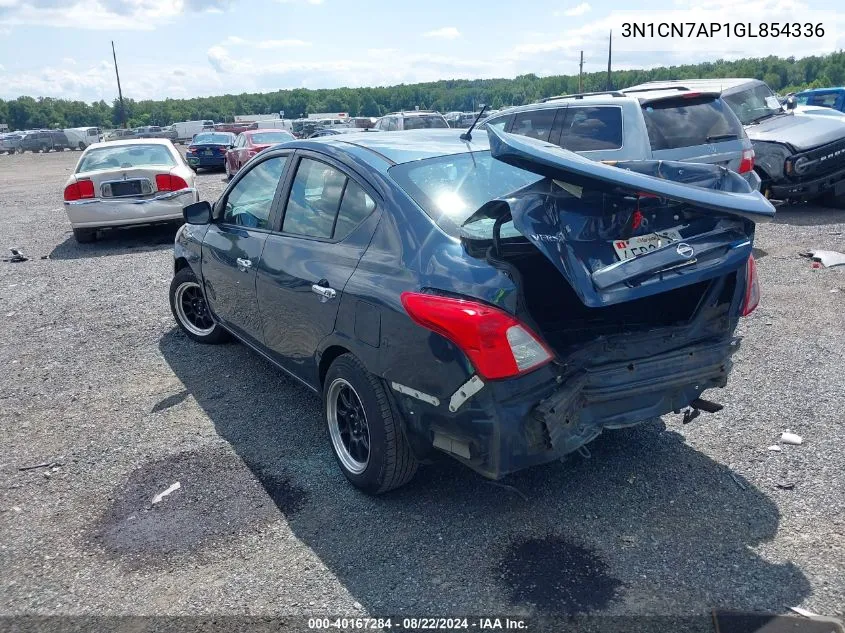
[
  {"left": 389, "top": 151, "right": 542, "bottom": 237},
  {"left": 251, "top": 131, "right": 294, "bottom": 145},
  {"left": 642, "top": 97, "right": 743, "bottom": 151},
  {"left": 77, "top": 144, "right": 175, "bottom": 172},
  {"left": 192, "top": 133, "right": 232, "bottom": 145},
  {"left": 403, "top": 115, "right": 449, "bottom": 130},
  {"left": 807, "top": 93, "right": 840, "bottom": 107},
  {"left": 511, "top": 108, "right": 557, "bottom": 142},
  {"left": 559, "top": 106, "right": 623, "bottom": 151}
]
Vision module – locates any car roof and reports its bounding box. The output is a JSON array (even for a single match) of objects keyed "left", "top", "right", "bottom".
[
  {"left": 623, "top": 78, "right": 760, "bottom": 94},
  {"left": 248, "top": 128, "right": 293, "bottom": 134},
  {"left": 313, "top": 128, "right": 490, "bottom": 165},
  {"left": 84, "top": 138, "right": 177, "bottom": 150}
]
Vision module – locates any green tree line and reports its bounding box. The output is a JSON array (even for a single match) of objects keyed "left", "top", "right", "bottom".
[{"left": 2, "top": 51, "right": 844, "bottom": 131}]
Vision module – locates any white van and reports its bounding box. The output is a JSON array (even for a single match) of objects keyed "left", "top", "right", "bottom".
[
  {"left": 64, "top": 127, "right": 103, "bottom": 150},
  {"left": 171, "top": 120, "right": 215, "bottom": 144}
]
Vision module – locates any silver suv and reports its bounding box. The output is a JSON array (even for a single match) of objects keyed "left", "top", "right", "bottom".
[
  {"left": 483, "top": 90, "right": 759, "bottom": 188},
  {"left": 373, "top": 111, "right": 449, "bottom": 131}
]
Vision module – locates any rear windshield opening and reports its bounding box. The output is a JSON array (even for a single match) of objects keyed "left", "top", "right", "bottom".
[
  {"left": 388, "top": 151, "right": 542, "bottom": 236},
  {"left": 77, "top": 145, "right": 175, "bottom": 172},
  {"left": 642, "top": 97, "right": 743, "bottom": 151},
  {"left": 403, "top": 116, "right": 449, "bottom": 130},
  {"left": 250, "top": 132, "right": 294, "bottom": 145},
  {"left": 192, "top": 133, "right": 233, "bottom": 145}
]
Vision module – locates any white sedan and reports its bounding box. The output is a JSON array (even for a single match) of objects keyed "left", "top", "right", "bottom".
[{"left": 62, "top": 138, "right": 199, "bottom": 243}]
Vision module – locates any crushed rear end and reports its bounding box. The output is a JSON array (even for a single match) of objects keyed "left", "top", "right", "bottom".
[{"left": 444, "top": 129, "right": 774, "bottom": 477}]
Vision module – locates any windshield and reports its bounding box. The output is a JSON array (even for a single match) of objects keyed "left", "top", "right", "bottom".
[
  {"left": 723, "top": 84, "right": 783, "bottom": 125},
  {"left": 251, "top": 131, "right": 294, "bottom": 144},
  {"left": 403, "top": 115, "right": 449, "bottom": 130},
  {"left": 77, "top": 144, "right": 175, "bottom": 172},
  {"left": 193, "top": 133, "right": 232, "bottom": 145},
  {"left": 389, "top": 151, "right": 542, "bottom": 237}
]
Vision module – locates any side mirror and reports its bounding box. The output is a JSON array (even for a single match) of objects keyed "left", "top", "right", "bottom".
[
  {"left": 183, "top": 200, "right": 212, "bottom": 225},
  {"left": 786, "top": 96, "right": 797, "bottom": 110}
]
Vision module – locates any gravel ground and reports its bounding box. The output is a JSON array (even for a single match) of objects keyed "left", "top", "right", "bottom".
[{"left": 1, "top": 150, "right": 843, "bottom": 625}]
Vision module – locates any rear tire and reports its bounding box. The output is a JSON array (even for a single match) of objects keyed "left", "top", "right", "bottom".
[
  {"left": 169, "top": 267, "right": 230, "bottom": 344},
  {"left": 323, "top": 354, "right": 418, "bottom": 494},
  {"left": 73, "top": 228, "right": 97, "bottom": 243},
  {"left": 77, "top": 142, "right": 85, "bottom": 150}
]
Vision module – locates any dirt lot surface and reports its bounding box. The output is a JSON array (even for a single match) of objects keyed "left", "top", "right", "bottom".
[{"left": 1, "top": 149, "right": 843, "bottom": 625}]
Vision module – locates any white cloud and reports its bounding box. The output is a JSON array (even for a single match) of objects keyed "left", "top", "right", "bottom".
[
  {"left": 0, "top": 0, "right": 226, "bottom": 30},
  {"left": 222, "top": 36, "right": 310, "bottom": 49},
  {"left": 276, "top": 0, "right": 323, "bottom": 4},
  {"left": 555, "top": 3, "right": 591, "bottom": 17},
  {"left": 423, "top": 26, "right": 460, "bottom": 39},
  {"left": 255, "top": 39, "right": 311, "bottom": 49}
]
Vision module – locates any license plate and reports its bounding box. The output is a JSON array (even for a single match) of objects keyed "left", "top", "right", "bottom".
[
  {"left": 204, "top": 150, "right": 213, "bottom": 156},
  {"left": 612, "top": 230, "right": 683, "bottom": 261},
  {"left": 110, "top": 180, "right": 143, "bottom": 197}
]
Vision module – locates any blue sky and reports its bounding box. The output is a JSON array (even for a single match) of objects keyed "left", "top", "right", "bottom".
[{"left": 0, "top": 0, "right": 841, "bottom": 103}]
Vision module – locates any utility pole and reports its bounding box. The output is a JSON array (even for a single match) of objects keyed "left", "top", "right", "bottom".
[
  {"left": 111, "top": 41, "right": 127, "bottom": 129},
  {"left": 579, "top": 51, "right": 584, "bottom": 92},
  {"left": 606, "top": 31, "right": 613, "bottom": 91}
]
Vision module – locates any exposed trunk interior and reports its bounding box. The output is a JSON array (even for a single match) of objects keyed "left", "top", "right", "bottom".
[{"left": 502, "top": 248, "right": 737, "bottom": 357}]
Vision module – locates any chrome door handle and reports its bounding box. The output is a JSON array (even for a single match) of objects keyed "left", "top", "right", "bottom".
[{"left": 311, "top": 284, "right": 337, "bottom": 301}]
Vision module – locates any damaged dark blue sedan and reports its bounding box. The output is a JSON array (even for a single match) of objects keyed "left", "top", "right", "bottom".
[{"left": 169, "top": 127, "right": 775, "bottom": 493}]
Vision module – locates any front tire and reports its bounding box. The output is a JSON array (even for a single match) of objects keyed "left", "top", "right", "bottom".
[
  {"left": 73, "top": 228, "right": 97, "bottom": 243},
  {"left": 169, "top": 267, "right": 230, "bottom": 344},
  {"left": 224, "top": 159, "right": 232, "bottom": 181},
  {"left": 324, "top": 354, "right": 418, "bottom": 494}
]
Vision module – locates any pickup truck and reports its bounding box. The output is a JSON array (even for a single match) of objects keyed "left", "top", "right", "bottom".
[
  {"left": 793, "top": 87, "right": 845, "bottom": 113},
  {"left": 626, "top": 79, "right": 845, "bottom": 207}
]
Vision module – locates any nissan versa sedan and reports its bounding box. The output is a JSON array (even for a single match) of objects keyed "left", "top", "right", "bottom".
[
  {"left": 169, "top": 128, "right": 774, "bottom": 493},
  {"left": 63, "top": 139, "right": 198, "bottom": 243}
]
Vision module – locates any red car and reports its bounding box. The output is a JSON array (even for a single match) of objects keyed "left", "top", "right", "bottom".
[{"left": 224, "top": 129, "right": 296, "bottom": 179}]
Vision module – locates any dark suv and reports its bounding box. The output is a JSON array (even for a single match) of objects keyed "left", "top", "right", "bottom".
[
  {"left": 625, "top": 79, "right": 845, "bottom": 206},
  {"left": 169, "top": 128, "right": 773, "bottom": 493},
  {"left": 19, "top": 130, "right": 70, "bottom": 153}
]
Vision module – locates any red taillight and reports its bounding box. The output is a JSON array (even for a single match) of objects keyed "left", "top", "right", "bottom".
[
  {"left": 63, "top": 179, "right": 95, "bottom": 201},
  {"left": 741, "top": 255, "right": 760, "bottom": 317},
  {"left": 400, "top": 292, "right": 553, "bottom": 380},
  {"left": 155, "top": 174, "right": 189, "bottom": 192},
  {"left": 738, "top": 148, "right": 755, "bottom": 174},
  {"left": 187, "top": 146, "right": 197, "bottom": 154}
]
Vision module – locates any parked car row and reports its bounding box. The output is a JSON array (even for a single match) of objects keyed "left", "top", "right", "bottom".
[{"left": 1, "top": 127, "right": 104, "bottom": 154}]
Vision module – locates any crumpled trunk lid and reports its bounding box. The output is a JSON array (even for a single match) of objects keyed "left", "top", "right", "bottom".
[{"left": 463, "top": 128, "right": 775, "bottom": 308}]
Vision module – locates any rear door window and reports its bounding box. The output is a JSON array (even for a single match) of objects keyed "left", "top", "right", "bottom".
[
  {"left": 642, "top": 97, "right": 743, "bottom": 151},
  {"left": 557, "top": 106, "right": 623, "bottom": 151},
  {"left": 282, "top": 157, "right": 376, "bottom": 240},
  {"left": 510, "top": 108, "right": 558, "bottom": 142}
]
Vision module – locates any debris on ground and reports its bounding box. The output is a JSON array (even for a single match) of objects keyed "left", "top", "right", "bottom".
[
  {"left": 781, "top": 431, "right": 803, "bottom": 445},
  {"left": 151, "top": 481, "right": 181, "bottom": 505},
  {"left": 789, "top": 606, "right": 819, "bottom": 618},
  {"left": 776, "top": 481, "right": 796, "bottom": 490},
  {"left": 2, "top": 248, "right": 28, "bottom": 263},
  {"left": 768, "top": 445, "right": 782, "bottom": 452},
  {"left": 19, "top": 461, "right": 61, "bottom": 472},
  {"left": 800, "top": 249, "right": 845, "bottom": 268}
]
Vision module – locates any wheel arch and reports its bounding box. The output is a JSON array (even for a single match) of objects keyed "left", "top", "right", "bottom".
[{"left": 318, "top": 345, "right": 352, "bottom": 389}]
